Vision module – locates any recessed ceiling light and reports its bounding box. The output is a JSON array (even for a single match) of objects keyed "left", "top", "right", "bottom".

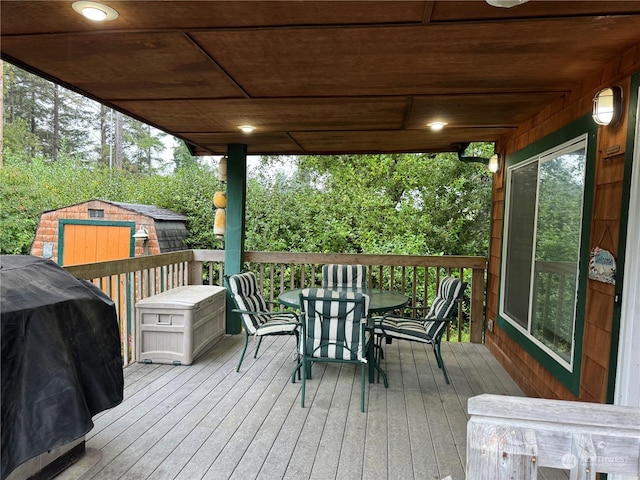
[
  {"left": 486, "top": 0, "right": 530, "bottom": 7},
  {"left": 238, "top": 125, "right": 255, "bottom": 133},
  {"left": 72, "top": 1, "right": 119, "bottom": 21},
  {"left": 427, "top": 121, "right": 448, "bottom": 131}
]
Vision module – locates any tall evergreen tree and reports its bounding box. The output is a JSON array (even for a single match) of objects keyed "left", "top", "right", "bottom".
[{"left": 173, "top": 140, "right": 200, "bottom": 170}]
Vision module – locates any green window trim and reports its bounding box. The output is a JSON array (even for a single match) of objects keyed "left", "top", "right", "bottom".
[
  {"left": 497, "top": 114, "right": 597, "bottom": 396},
  {"left": 57, "top": 219, "right": 136, "bottom": 266}
]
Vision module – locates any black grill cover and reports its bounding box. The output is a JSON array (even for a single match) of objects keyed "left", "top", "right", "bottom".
[{"left": 1, "top": 256, "right": 124, "bottom": 479}]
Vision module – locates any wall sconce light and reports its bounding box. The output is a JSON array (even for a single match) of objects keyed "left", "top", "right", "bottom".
[
  {"left": 132, "top": 226, "right": 149, "bottom": 241},
  {"left": 592, "top": 86, "right": 623, "bottom": 126},
  {"left": 453, "top": 142, "right": 501, "bottom": 173},
  {"left": 488, "top": 153, "right": 501, "bottom": 173}
]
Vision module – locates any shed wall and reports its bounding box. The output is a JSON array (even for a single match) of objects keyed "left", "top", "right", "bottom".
[{"left": 31, "top": 200, "right": 162, "bottom": 264}]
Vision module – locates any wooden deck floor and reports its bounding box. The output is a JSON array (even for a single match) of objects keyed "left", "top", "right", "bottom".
[{"left": 55, "top": 335, "right": 568, "bottom": 480}]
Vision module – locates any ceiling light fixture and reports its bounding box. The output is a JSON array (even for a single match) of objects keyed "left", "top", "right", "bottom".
[
  {"left": 427, "top": 121, "right": 448, "bottom": 131},
  {"left": 592, "top": 86, "right": 623, "bottom": 126},
  {"left": 72, "top": 1, "right": 119, "bottom": 21},
  {"left": 238, "top": 125, "right": 255, "bottom": 133},
  {"left": 486, "top": 0, "right": 530, "bottom": 8}
]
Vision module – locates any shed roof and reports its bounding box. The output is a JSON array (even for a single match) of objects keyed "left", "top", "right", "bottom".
[
  {"left": 108, "top": 201, "right": 188, "bottom": 222},
  {"left": 43, "top": 200, "right": 188, "bottom": 222}
]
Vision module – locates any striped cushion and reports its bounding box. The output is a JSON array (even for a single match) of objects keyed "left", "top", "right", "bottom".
[
  {"left": 374, "top": 316, "right": 448, "bottom": 344},
  {"left": 425, "top": 276, "right": 463, "bottom": 320},
  {"left": 374, "top": 277, "right": 464, "bottom": 344},
  {"left": 227, "top": 271, "right": 296, "bottom": 335},
  {"left": 255, "top": 317, "right": 300, "bottom": 336},
  {"left": 321, "top": 264, "right": 367, "bottom": 288},
  {"left": 299, "top": 288, "right": 369, "bottom": 362}
]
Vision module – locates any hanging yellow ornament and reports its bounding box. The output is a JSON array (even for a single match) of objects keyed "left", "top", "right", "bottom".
[
  {"left": 214, "top": 208, "right": 226, "bottom": 238},
  {"left": 213, "top": 191, "right": 227, "bottom": 209},
  {"left": 218, "top": 156, "right": 228, "bottom": 182}
]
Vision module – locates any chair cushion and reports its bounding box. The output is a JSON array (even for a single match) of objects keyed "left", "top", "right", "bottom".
[
  {"left": 300, "top": 288, "right": 368, "bottom": 361},
  {"left": 373, "top": 276, "right": 464, "bottom": 344},
  {"left": 425, "top": 276, "right": 463, "bottom": 320},
  {"left": 321, "top": 264, "right": 367, "bottom": 288},
  {"left": 226, "top": 271, "right": 272, "bottom": 334},
  {"left": 374, "top": 316, "right": 437, "bottom": 344},
  {"left": 255, "top": 316, "right": 301, "bottom": 336}
]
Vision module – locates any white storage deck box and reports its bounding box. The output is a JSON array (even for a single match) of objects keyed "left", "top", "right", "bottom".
[{"left": 136, "top": 285, "right": 226, "bottom": 365}]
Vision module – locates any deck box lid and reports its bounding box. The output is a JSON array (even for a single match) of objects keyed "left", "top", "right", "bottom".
[{"left": 136, "top": 285, "right": 226, "bottom": 308}]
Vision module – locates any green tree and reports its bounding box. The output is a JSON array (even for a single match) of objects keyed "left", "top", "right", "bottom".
[
  {"left": 247, "top": 153, "right": 492, "bottom": 256},
  {"left": 122, "top": 119, "right": 167, "bottom": 173},
  {"left": 172, "top": 140, "right": 200, "bottom": 170},
  {"left": 3, "top": 63, "right": 96, "bottom": 162},
  {"left": 2, "top": 116, "right": 43, "bottom": 165}
]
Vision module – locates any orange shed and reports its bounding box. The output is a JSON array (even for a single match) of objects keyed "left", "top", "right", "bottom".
[{"left": 31, "top": 200, "right": 188, "bottom": 266}]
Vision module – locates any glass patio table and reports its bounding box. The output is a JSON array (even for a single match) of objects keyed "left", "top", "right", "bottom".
[
  {"left": 278, "top": 287, "right": 409, "bottom": 383},
  {"left": 278, "top": 287, "right": 408, "bottom": 314}
]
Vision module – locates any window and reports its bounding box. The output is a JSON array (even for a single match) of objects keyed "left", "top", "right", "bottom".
[
  {"left": 501, "top": 135, "right": 588, "bottom": 371},
  {"left": 89, "top": 209, "right": 104, "bottom": 218}
]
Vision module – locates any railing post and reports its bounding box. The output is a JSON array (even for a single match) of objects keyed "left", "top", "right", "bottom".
[
  {"left": 189, "top": 260, "right": 203, "bottom": 285},
  {"left": 569, "top": 434, "right": 597, "bottom": 480},
  {"left": 470, "top": 265, "right": 485, "bottom": 343},
  {"left": 468, "top": 394, "right": 640, "bottom": 478},
  {"left": 467, "top": 420, "right": 538, "bottom": 480}
]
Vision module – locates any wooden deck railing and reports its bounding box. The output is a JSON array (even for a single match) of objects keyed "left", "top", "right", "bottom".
[
  {"left": 65, "top": 249, "right": 486, "bottom": 364},
  {"left": 466, "top": 394, "right": 640, "bottom": 479},
  {"left": 65, "top": 251, "right": 196, "bottom": 364}
]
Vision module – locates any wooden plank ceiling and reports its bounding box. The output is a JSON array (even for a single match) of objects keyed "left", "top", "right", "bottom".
[{"left": 2, "top": 1, "right": 640, "bottom": 156}]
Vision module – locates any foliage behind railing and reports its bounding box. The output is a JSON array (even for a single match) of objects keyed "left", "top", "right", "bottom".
[{"left": 65, "top": 249, "right": 486, "bottom": 364}]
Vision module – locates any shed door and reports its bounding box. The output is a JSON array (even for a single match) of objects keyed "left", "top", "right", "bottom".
[{"left": 60, "top": 221, "right": 135, "bottom": 266}]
